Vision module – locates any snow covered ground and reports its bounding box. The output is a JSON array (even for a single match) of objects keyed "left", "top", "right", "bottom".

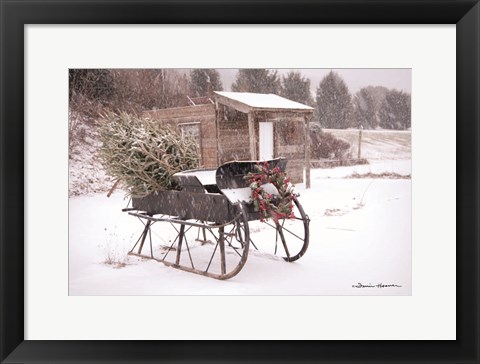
[
  {"left": 69, "top": 123, "right": 115, "bottom": 197},
  {"left": 323, "top": 128, "right": 411, "bottom": 161},
  {"left": 69, "top": 159, "right": 411, "bottom": 296}
]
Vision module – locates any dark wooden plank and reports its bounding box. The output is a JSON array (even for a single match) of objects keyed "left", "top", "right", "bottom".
[
  {"left": 215, "top": 158, "right": 287, "bottom": 190},
  {"left": 131, "top": 190, "right": 235, "bottom": 223}
]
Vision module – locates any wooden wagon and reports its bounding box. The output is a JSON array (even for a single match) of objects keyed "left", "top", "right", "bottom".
[{"left": 123, "top": 158, "right": 310, "bottom": 279}]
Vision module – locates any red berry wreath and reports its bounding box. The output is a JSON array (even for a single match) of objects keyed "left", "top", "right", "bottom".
[{"left": 244, "top": 162, "right": 296, "bottom": 223}]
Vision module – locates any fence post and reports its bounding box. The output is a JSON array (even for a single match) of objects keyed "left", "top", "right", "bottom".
[
  {"left": 357, "top": 128, "right": 363, "bottom": 159},
  {"left": 305, "top": 116, "right": 311, "bottom": 189}
]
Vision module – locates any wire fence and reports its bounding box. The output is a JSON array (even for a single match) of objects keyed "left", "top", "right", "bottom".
[{"left": 318, "top": 128, "right": 412, "bottom": 163}]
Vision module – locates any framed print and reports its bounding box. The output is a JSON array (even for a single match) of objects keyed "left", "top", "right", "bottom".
[
  {"left": 1, "top": 0, "right": 479, "bottom": 363},
  {"left": 67, "top": 67, "right": 413, "bottom": 295}
]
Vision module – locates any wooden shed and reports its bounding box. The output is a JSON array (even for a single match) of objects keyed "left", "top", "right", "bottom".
[
  {"left": 214, "top": 91, "right": 313, "bottom": 184},
  {"left": 144, "top": 103, "right": 218, "bottom": 168},
  {"left": 144, "top": 91, "right": 314, "bottom": 186}
]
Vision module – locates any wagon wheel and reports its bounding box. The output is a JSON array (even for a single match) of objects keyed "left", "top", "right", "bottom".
[
  {"left": 194, "top": 204, "right": 250, "bottom": 280},
  {"left": 129, "top": 204, "right": 250, "bottom": 280},
  {"left": 249, "top": 197, "right": 309, "bottom": 262}
]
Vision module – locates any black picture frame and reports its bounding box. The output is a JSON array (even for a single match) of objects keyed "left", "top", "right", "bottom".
[{"left": 1, "top": 1, "right": 478, "bottom": 363}]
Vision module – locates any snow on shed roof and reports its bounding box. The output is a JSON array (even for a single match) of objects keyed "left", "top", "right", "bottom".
[{"left": 214, "top": 91, "right": 314, "bottom": 112}]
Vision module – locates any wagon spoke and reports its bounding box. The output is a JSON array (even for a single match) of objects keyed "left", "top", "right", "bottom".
[
  {"left": 262, "top": 220, "right": 282, "bottom": 232},
  {"left": 136, "top": 215, "right": 147, "bottom": 226},
  {"left": 249, "top": 237, "right": 259, "bottom": 251},
  {"left": 228, "top": 224, "right": 245, "bottom": 258},
  {"left": 129, "top": 229, "right": 145, "bottom": 253},
  {"left": 161, "top": 233, "right": 180, "bottom": 261},
  {"left": 151, "top": 228, "right": 172, "bottom": 246},
  {"left": 224, "top": 225, "right": 236, "bottom": 246},
  {"left": 244, "top": 198, "right": 309, "bottom": 262},
  {"left": 276, "top": 223, "right": 291, "bottom": 260},
  {"left": 169, "top": 220, "right": 180, "bottom": 234},
  {"left": 274, "top": 227, "right": 279, "bottom": 255},
  {"left": 234, "top": 222, "right": 243, "bottom": 243},
  {"left": 195, "top": 223, "right": 208, "bottom": 244},
  {"left": 183, "top": 235, "right": 195, "bottom": 269},
  {"left": 148, "top": 227, "right": 153, "bottom": 258},
  {"left": 137, "top": 220, "right": 152, "bottom": 254},
  {"left": 229, "top": 245, "right": 243, "bottom": 258},
  {"left": 126, "top": 190, "right": 250, "bottom": 280},
  {"left": 276, "top": 225, "right": 304, "bottom": 242},
  {"left": 175, "top": 224, "right": 186, "bottom": 265},
  {"left": 130, "top": 217, "right": 157, "bottom": 253},
  {"left": 183, "top": 224, "right": 195, "bottom": 235},
  {"left": 205, "top": 240, "right": 220, "bottom": 273},
  {"left": 219, "top": 227, "right": 226, "bottom": 275},
  {"left": 206, "top": 228, "right": 220, "bottom": 244}
]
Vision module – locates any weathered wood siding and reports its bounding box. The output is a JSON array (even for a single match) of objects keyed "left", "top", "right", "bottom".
[
  {"left": 274, "top": 117, "right": 305, "bottom": 183},
  {"left": 217, "top": 106, "right": 251, "bottom": 163},
  {"left": 217, "top": 107, "right": 306, "bottom": 183},
  {"left": 145, "top": 104, "right": 308, "bottom": 184},
  {"left": 144, "top": 104, "right": 217, "bottom": 168}
]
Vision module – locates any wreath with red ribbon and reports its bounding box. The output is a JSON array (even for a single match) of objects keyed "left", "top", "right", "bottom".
[{"left": 244, "top": 162, "right": 296, "bottom": 223}]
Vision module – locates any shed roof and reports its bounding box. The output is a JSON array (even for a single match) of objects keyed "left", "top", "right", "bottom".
[{"left": 214, "top": 91, "right": 314, "bottom": 113}]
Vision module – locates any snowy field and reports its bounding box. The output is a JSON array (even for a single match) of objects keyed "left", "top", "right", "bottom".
[
  {"left": 323, "top": 128, "right": 411, "bottom": 161},
  {"left": 69, "top": 159, "right": 411, "bottom": 296}
]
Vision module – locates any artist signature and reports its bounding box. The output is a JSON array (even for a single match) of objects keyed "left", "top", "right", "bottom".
[{"left": 352, "top": 282, "right": 402, "bottom": 288}]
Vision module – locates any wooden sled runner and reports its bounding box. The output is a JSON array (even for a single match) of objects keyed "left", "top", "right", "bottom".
[{"left": 123, "top": 158, "right": 310, "bottom": 280}]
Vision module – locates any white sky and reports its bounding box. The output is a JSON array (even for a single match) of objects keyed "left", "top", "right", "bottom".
[{"left": 217, "top": 68, "right": 412, "bottom": 95}]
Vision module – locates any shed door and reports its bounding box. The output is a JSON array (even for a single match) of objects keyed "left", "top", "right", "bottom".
[
  {"left": 179, "top": 122, "right": 202, "bottom": 163},
  {"left": 259, "top": 122, "right": 274, "bottom": 161}
]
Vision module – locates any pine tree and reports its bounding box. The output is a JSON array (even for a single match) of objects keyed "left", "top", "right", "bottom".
[
  {"left": 189, "top": 69, "right": 223, "bottom": 97},
  {"left": 280, "top": 71, "right": 314, "bottom": 106},
  {"left": 231, "top": 69, "right": 281, "bottom": 94},
  {"left": 364, "top": 85, "right": 388, "bottom": 115},
  {"left": 98, "top": 112, "right": 200, "bottom": 197},
  {"left": 353, "top": 87, "right": 377, "bottom": 129},
  {"left": 378, "top": 89, "right": 411, "bottom": 130},
  {"left": 315, "top": 71, "right": 353, "bottom": 129}
]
